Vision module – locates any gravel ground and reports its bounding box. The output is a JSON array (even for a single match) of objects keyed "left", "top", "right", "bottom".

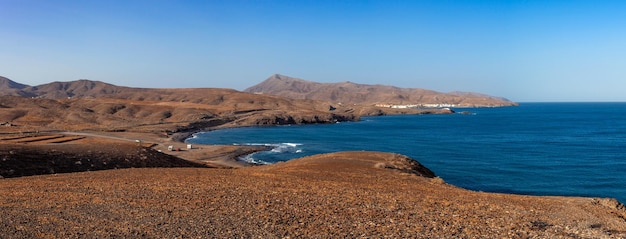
[{"left": 1, "top": 151, "right": 625, "bottom": 238}]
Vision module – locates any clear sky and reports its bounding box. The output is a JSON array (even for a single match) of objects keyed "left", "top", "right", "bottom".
[{"left": 1, "top": 0, "right": 625, "bottom": 102}]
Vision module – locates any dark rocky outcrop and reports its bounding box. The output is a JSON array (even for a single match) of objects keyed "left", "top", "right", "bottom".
[
  {"left": 0, "top": 144, "right": 207, "bottom": 178},
  {"left": 237, "top": 112, "right": 358, "bottom": 126}
]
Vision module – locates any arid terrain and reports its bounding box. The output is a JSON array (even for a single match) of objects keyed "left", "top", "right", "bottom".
[
  {"left": 1, "top": 75, "right": 625, "bottom": 238},
  {"left": 1, "top": 152, "right": 625, "bottom": 238},
  {"left": 245, "top": 74, "right": 518, "bottom": 107}
]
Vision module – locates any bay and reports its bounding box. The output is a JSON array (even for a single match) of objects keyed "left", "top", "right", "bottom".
[{"left": 187, "top": 103, "right": 626, "bottom": 203}]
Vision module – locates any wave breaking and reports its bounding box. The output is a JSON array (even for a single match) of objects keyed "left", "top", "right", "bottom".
[{"left": 236, "top": 143, "right": 303, "bottom": 164}]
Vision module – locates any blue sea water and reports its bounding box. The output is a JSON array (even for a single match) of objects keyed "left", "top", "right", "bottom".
[{"left": 187, "top": 103, "right": 626, "bottom": 203}]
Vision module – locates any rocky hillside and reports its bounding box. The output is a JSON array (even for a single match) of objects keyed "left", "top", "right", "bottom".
[
  {"left": 0, "top": 92, "right": 359, "bottom": 135},
  {"left": 0, "top": 76, "right": 360, "bottom": 128},
  {"left": 0, "top": 77, "right": 154, "bottom": 99},
  {"left": 20, "top": 80, "right": 126, "bottom": 99},
  {"left": 0, "top": 76, "right": 31, "bottom": 97},
  {"left": 245, "top": 74, "right": 518, "bottom": 107},
  {"left": 1, "top": 151, "right": 624, "bottom": 238},
  {"left": 0, "top": 76, "right": 458, "bottom": 134}
]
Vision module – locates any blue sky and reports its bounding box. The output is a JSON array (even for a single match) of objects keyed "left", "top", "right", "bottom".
[{"left": 1, "top": 0, "right": 625, "bottom": 102}]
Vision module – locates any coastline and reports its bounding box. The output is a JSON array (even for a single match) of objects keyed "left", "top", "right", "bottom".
[
  {"left": 0, "top": 105, "right": 503, "bottom": 175},
  {"left": 171, "top": 105, "right": 626, "bottom": 205},
  {"left": 164, "top": 107, "right": 459, "bottom": 167},
  {"left": 3, "top": 105, "right": 626, "bottom": 237},
  {"left": 2, "top": 151, "right": 625, "bottom": 238}
]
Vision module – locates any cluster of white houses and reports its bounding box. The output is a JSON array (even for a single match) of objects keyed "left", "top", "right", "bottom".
[{"left": 374, "top": 103, "right": 457, "bottom": 109}]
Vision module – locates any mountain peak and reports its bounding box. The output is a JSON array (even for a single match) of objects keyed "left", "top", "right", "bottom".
[
  {"left": 0, "top": 76, "right": 29, "bottom": 90},
  {"left": 270, "top": 73, "right": 286, "bottom": 79},
  {"left": 0, "top": 76, "right": 33, "bottom": 97},
  {"left": 246, "top": 74, "right": 316, "bottom": 94},
  {"left": 267, "top": 74, "right": 306, "bottom": 82}
]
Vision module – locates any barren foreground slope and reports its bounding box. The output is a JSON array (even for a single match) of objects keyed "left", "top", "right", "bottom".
[{"left": 1, "top": 152, "right": 625, "bottom": 238}]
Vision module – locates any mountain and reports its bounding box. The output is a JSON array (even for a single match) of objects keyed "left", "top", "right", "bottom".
[
  {"left": 24, "top": 80, "right": 126, "bottom": 99},
  {"left": 0, "top": 76, "right": 360, "bottom": 132},
  {"left": 0, "top": 76, "right": 28, "bottom": 89},
  {"left": 0, "top": 77, "right": 144, "bottom": 99},
  {"left": 0, "top": 76, "right": 33, "bottom": 97},
  {"left": 0, "top": 75, "right": 516, "bottom": 107},
  {"left": 245, "top": 74, "right": 517, "bottom": 107}
]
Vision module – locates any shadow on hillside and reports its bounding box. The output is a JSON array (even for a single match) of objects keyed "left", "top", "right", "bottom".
[{"left": 0, "top": 144, "right": 208, "bottom": 178}]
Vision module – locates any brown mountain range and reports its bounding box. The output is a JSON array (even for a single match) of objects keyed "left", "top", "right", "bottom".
[
  {"left": 1, "top": 74, "right": 516, "bottom": 108},
  {"left": 245, "top": 74, "right": 518, "bottom": 107},
  {"left": 0, "top": 76, "right": 462, "bottom": 134},
  {"left": 0, "top": 77, "right": 344, "bottom": 132}
]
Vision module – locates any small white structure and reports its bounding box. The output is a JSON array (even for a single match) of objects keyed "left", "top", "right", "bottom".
[
  {"left": 168, "top": 145, "right": 174, "bottom": 151},
  {"left": 187, "top": 144, "right": 193, "bottom": 149}
]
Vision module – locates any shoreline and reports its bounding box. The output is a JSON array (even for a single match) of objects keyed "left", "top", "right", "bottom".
[
  {"left": 2, "top": 151, "right": 625, "bottom": 238},
  {"left": 3, "top": 104, "right": 626, "bottom": 237},
  {"left": 168, "top": 108, "right": 626, "bottom": 205},
  {"left": 165, "top": 107, "right": 459, "bottom": 166},
  {"left": 0, "top": 106, "right": 477, "bottom": 173}
]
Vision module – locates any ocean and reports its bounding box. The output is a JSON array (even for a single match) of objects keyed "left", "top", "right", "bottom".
[{"left": 187, "top": 103, "right": 626, "bottom": 203}]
